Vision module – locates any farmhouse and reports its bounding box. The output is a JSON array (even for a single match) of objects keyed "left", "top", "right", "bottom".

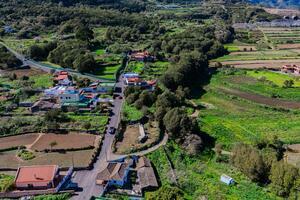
[
  {"left": 53, "top": 71, "right": 72, "bottom": 86},
  {"left": 96, "top": 158, "right": 133, "bottom": 187},
  {"left": 15, "top": 165, "right": 59, "bottom": 190},
  {"left": 281, "top": 64, "right": 300, "bottom": 74},
  {"left": 130, "top": 51, "right": 154, "bottom": 62}
]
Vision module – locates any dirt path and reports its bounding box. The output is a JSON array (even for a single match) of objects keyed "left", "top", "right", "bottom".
[
  {"left": 27, "top": 133, "right": 44, "bottom": 150},
  {"left": 218, "top": 87, "right": 300, "bottom": 109}
]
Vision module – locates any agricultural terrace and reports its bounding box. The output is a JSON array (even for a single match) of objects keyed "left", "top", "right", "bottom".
[
  {"left": 125, "top": 60, "right": 170, "bottom": 79},
  {"left": 30, "top": 133, "right": 97, "bottom": 151},
  {"left": 94, "top": 51, "right": 123, "bottom": 80},
  {"left": 0, "top": 132, "right": 101, "bottom": 169},
  {"left": 146, "top": 143, "right": 279, "bottom": 200},
  {"left": 195, "top": 68, "right": 300, "bottom": 148}
]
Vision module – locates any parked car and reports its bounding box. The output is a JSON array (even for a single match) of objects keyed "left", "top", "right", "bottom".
[{"left": 108, "top": 127, "right": 116, "bottom": 135}]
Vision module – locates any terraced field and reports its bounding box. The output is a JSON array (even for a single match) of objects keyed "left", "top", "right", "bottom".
[{"left": 195, "top": 69, "right": 300, "bottom": 148}]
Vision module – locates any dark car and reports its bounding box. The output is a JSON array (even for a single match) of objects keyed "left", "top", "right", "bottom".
[{"left": 108, "top": 127, "right": 116, "bottom": 135}]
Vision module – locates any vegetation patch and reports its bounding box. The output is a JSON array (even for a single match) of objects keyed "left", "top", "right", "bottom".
[
  {"left": 0, "top": 174, "right": 14, "bottom": 192},
  {"left": 17, "top": 149, "right": 35, "bottom": 160}
]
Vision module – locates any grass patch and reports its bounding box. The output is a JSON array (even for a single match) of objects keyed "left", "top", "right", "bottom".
[
  {"left": 67, "top": 114, "right": 109, "bottom": 133},
  {"left": 17, "top": 149, "right": 35, "bottom": 160},
  {"left": 0, "top": 174, "right": 14, "bottom": 192},
  {"left": 122, "top": 103, "right": 143, "bottom": 121},
  {"left": 224, "top": 44, "right": 240, "bottom": 52},
  {"left": 30, "top": 74, "right": 53, "bottom": 89},
  {"left": 247, "top": 70, "right": 300, "bottom": 87}
]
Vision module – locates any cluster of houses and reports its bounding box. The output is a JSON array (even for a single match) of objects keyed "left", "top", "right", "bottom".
[
  {"left": 96, "top": 156, "right": 158, "bottom": 196},
  {"left": 281, "top": 64, "right": 300, "bottom": 75},
  {"left": 27, "top": 71, "right": 115, "bottom": 113},
  {"left": 123, "top": 73, "right": 156, "bottom": 89}
]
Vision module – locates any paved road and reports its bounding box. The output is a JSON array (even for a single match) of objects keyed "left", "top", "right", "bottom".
[
  {"left": 0, "top": 41, "right": 127, "bottom": 199},
  {"left": 71, "top": 76, "right": 125, "bottom": 200},
  {"left": 0, "top": 42, "right": 114, "bottom": 82}
]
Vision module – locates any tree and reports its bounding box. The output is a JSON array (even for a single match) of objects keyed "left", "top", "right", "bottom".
[
  {"left": 231, "top": 143, "right": 268, "bottom": 183},
  {"left": 75, "top": 25, "right": 94, "bottom": 42},
  {"left": 73, "top": 53, "right": 96, "bottom": 73},
  {"left": 145, "top": 184, "right": 184, "bottom": 200},
  {"left": 83, "top": 122, "right": 91, "bottom": 132},
  {"left": 283, "top": 80, "right": 294, "bottom": 88},
  {"left": 270, "top": 161, "right": 299, "bottom": 197},
  {"left": 49, "top": 141, "right": 57, "bottom": 152}
]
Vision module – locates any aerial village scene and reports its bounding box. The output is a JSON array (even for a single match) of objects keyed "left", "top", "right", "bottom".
[{"left": 3, "top": 0, "right": 300, "bottom": 200}]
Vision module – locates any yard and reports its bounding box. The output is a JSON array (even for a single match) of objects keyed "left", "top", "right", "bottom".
[{"left": 114, "top": 121, "right": 160, "bottom": 154}]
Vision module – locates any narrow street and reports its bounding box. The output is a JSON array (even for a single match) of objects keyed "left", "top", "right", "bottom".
[{"left": 71, "top": 77, "right": 125, "bottom": 200}]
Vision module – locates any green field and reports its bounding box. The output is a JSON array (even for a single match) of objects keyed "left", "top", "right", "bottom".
[
  {"left": 214, "top": 50, "right": 300, "bottom": 62},
  {"left": 67, "top": 114, "right": 109, "bottom": 133},
  {"left": 195, "top": 69, "right": 300, "bottom": 147},
  {"left": 147, "top": 143, "right": 279, "bottom": 200},
  {"left": 126, "top": 61, "right": 144, "bottom": 74}
]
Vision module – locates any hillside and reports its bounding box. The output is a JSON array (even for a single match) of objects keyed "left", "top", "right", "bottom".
[{"left": 248, "top": 0, "right": 300, "bottom": 8}]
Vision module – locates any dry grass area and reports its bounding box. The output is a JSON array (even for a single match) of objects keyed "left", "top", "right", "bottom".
[
  {"left": 115, "top": 122, "right": 160, "bottom": 154},
  {"left": 214, "top": 59, "right": 300, "bottom": 69},
  {"left": 2, "top": 68, "right": 46, "bottom": 78},
  {"left": 276, "top": 44, "right": 300, "bottom": 50},
  {"left": 285, "top": 145, "right": 300, "bottom": 168},
  {"left": 30, "top": 133, "right": 97, "bottom": 151},
  {"left": 0, "top": 134, "right": 39, "bottom": 150},
  {"left": 264, "top": 8, "right": 300, "bottom": 16},
  {"left": 0, "top": 149, "right": 96, "bottom": 169}
]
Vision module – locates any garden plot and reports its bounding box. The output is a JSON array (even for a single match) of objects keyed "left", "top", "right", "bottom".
[
  {"left": 0, "top": 149, "right": 96, "bottom": 169},
  {"left": 0, "top": 134, "right": 39, "bottom": 150},
  {"left": 30, "top": 133, "right": 97, "bottom": 151}
]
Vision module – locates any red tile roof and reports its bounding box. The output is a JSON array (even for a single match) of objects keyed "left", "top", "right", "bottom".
[
  {"left": 15, "top": 165, "right": 58, "bottom": 184},
  {"left": 54, "top": 74, "right": 68, "bottom": 81}
]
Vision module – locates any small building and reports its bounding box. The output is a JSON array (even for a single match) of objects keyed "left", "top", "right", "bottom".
[
  {"left": 130, "top": 51, "right": 154, "bottom": 62},
  {"left": 97, "top": 82, "right": 115, "bottom": 94},
  {"left": 136, "top": 157, "right": 158, "bottom": 192},
  {"left": 15, "top": 165, "right": 59, "bottom": 190},
  {"left": 58, "top": 90, "right": 80, "bottom": 103},
  {"left": 281, "top": 64, "right": 299, "bottom": 73},
  {"left": 96, "top": 158, "right": 133, "bottom": 187},
  {"left": 54, "top": 71, "right": 72, "bottom": 86},
  {"left": 31, "top": 100, "right": 59, "bottom": 113},
  {"left": 138, "top": 124, "right": 147, "bottom": 143},
  {"left": 220, "top": 174, "right": 234, "bottom": 185}
]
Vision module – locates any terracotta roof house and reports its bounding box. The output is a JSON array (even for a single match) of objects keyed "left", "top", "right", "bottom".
[
  {"left": 136, "top": 157, "right": 158, "bottom": 192},
  {"left": 96, "top": 159, "right": 133, "bottom": 187},
  {"left": 14, "top": 165, "right": 59, "bottom": 190},
  {"left": 281, "top": 64, "right": 299, "bottom": 73},
  {"left": 130, "top": 51, "right": 154, "bottom": 62}
]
